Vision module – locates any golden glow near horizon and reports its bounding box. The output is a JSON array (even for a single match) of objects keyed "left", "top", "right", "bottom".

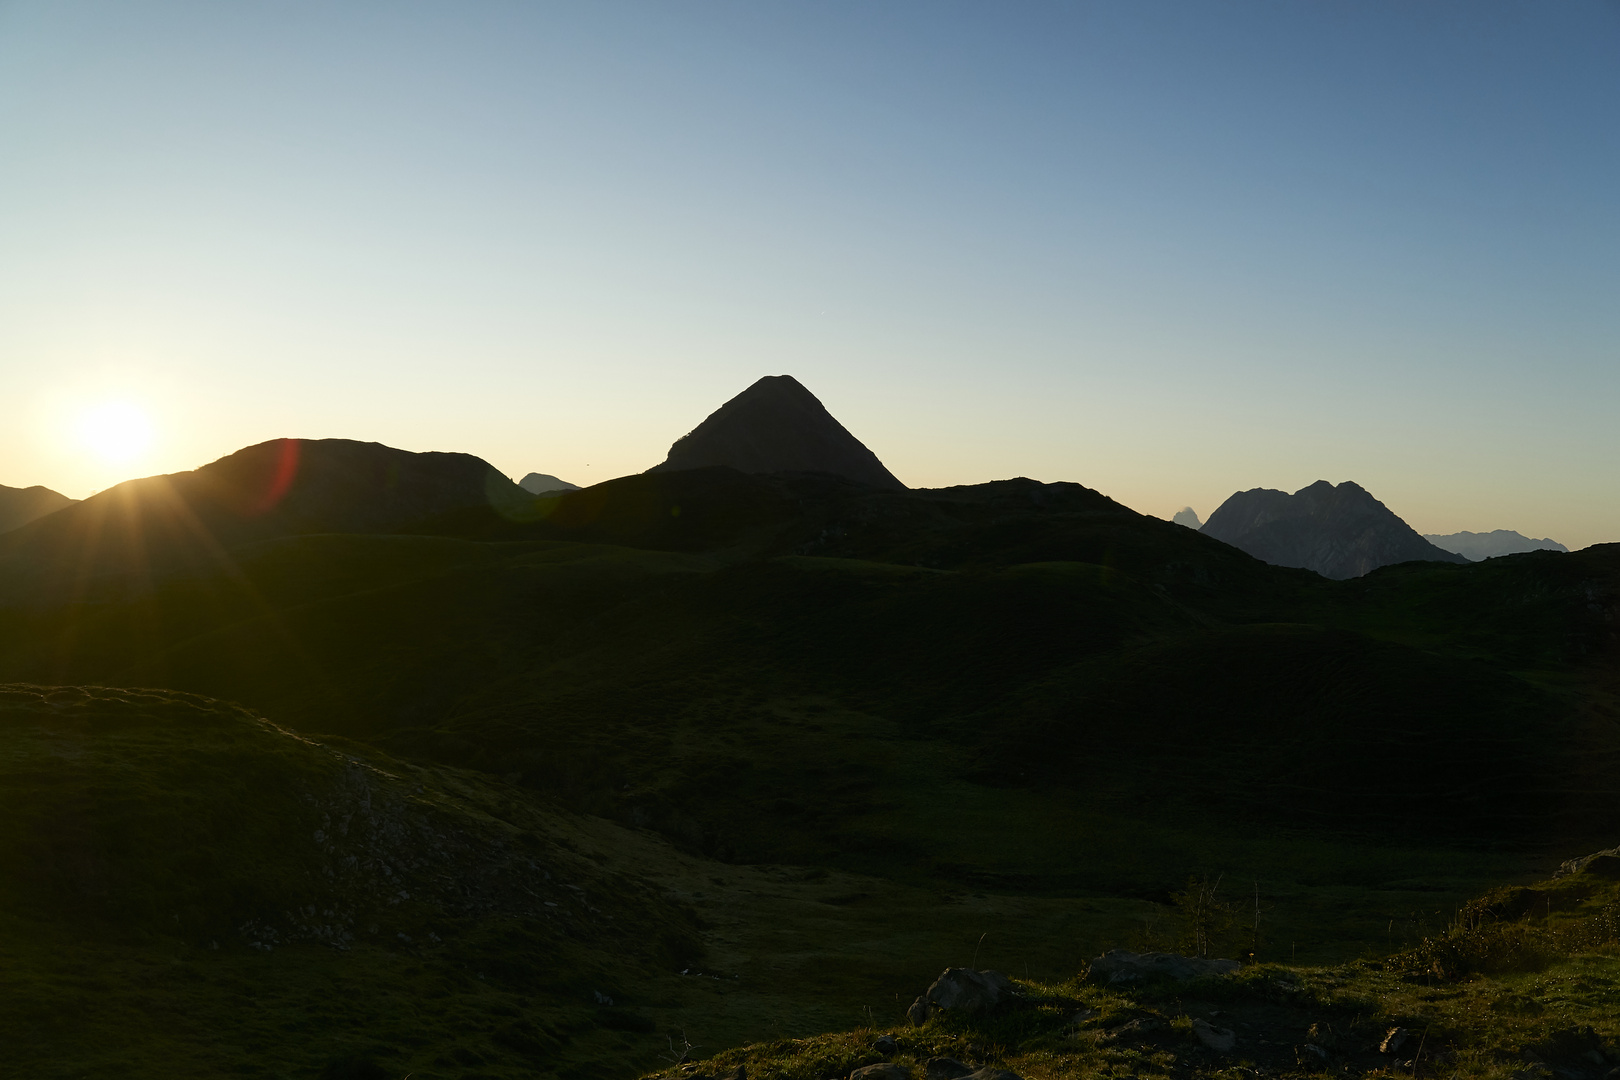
[{"left": 71, "top": 399, "right": 156, "bottom": 468}]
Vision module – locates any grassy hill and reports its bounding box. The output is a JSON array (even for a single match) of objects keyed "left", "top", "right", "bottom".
[{"left": 0, "top": 464, "right": 1616, "bottom": 1076}]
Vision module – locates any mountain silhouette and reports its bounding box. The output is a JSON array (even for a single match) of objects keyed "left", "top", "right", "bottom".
[
  {"left": 0, "top": 484, "right": 75, "bottom": 535},
  {"left": 1425, "top": 529, "right": 1569, "bottom": 561},
  {"left": 518, "top": 472, "right": 580, "bottom": 495},
  {"left": 1201, "top": 480, "right": 1468, "bottom": 579},
  {"left": 649, "top": 375, "right": 905, "bottom": 490},
  {"left": 1172, "top": 506, "right": 1201, "bottom": 529},
  {"left": 0, "top": 439, "right": 528, "bottom": 597}
]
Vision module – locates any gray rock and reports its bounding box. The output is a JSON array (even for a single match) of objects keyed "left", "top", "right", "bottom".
[
  {"left": 1381, "top": 1027, "right": 1410, "bottom": 1054},
  {"left": 924, "top": 1059, "right": 972, "bottom": 1080},
  {"left": 961, "top": 1070, "right": 1023, "bottom": 1080},
  {"left": 1085, "top": 950, "right": 1240, "bottom": 985},
  {"left": 907, "top": 968, "right": 1017, "bottom": 1025},
  {"left": 850, "top": 1065, "right": 910, "bottom": 1080},
  {"left": 872, "top": 1034, "right": 899, "bottom": 1056},
  {"left": 1193, "top": 1019, "right": 1235, "bottom": 1053}
]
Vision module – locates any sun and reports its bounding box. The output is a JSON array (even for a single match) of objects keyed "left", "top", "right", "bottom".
[{"left": 73, "top": 399, "right": 156, "bottom": 465}]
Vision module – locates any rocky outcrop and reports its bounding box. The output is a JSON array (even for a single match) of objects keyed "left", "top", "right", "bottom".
[
  {"left": 0, "top": 483, "right": 75, "bottom": 535},
  {"left": 1424, "top": 529, "right": 1569, "bottom": 561},
  {"left": 649, "top": 375, "right": 904, "bottom": 490},
  {"left": 1201, "top": 480, "right": 1467, "bottom": 579},
  {"left": 850, "top": 1066, "right": 911, "bottom": 1080},
  {"left": 1554, "top": 846, "right": 1620, "bottom": 880},
  {"left": 906, "top": 968, "right": 1018, "bottom": 1025},
  {"left": 1085, "top": 950, "right": 1240, "bottom": 985}
]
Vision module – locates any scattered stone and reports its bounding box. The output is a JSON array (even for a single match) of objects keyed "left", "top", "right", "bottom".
[
  {"left": 924, "top": 1057, "right": 972, "bottom": 1080},
  {"left": 907, "top": 968, "right": 1018, "bottom": 1024},
  {"left": 1193, "top": 1019, "right": 1236, "bottom": 1053},
  {"left": 1381, "top": 1028, "right": 1410, "bottom": 1055},
  {"left": 872, "top": 1034, "right": 899, "bottom": 1056},
  {"left": 1085, "top": 950, "right": 1240, "bottom": 985},
  {"left": 850, "top": 1065, "right": 909, "bottom": 1080},
  {"left": 1111, "top": 1018, "right": 1163, "bottom": 1040}
]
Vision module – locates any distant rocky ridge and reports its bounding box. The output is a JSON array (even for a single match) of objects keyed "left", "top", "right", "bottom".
[
  {"left": 1425, "top": 529, "right": 1569, "bottom": 561},
  {"left": 1172, "top": 507, "right": 1201, "bottom": 529},
  {"left": 649, "top": 375, "right": 905, "bottom": 490},
  {"left": 0, "top": 484, "right": 75, "bottom": 535},
  {"left": 1201, "top": 480, "right": 1467, "bottom": 580},
  {"left": 519, "top": 472, "right": 580, "bottom": 495},
  {"left": 0, "top": 439, "right": 528, "bottom": 597}
]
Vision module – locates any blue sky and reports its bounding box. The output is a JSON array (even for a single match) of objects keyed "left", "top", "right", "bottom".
[{"left": 3, "top": 1, "right": 1616, "bottom": 546}]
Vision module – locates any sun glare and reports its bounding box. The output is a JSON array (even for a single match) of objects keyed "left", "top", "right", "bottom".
[{"left": 73, "top": 399, "right": 156, "bottom": 465}]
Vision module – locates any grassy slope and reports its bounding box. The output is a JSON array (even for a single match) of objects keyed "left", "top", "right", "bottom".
[{"left": 0, "top": 474, "right": 1616, "bottom": 1076}]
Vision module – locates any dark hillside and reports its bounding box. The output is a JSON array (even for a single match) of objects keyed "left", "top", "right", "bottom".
[
  {"left": 0, "top": 683, "right": 710, "bottom": 1077},
  {"left": 1, "top": 459, "right": 1617, "bottom": 1074},
  {"left": 0, "top": 482, "right": 75, "bottom": 534},
  {"left": 0, "top": 439, "right": 527, "bottom": 601}
]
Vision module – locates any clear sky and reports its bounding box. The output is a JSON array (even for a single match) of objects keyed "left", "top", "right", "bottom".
[{"left": 3, "top": 2, "right": 1616, "bottom": 547}]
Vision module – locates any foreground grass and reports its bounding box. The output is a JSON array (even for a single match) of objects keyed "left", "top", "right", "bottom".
[{"left": 649, "top": 869, "right": 1620, "bottom": 1080}]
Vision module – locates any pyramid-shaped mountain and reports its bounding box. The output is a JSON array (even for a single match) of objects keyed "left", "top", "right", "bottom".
[
  {"left": 649, "top": 375, "right": 905, "bottom": 490},
  {"left": 1201, "top": 479, "right": 1467, "bottom": 579}
]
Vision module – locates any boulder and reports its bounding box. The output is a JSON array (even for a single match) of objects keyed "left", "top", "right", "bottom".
[
  {"left": 1085, "top": 950, "right": 1240, "bottom": 985},
  {"left": 906, "top": 968, "right": 1018, "bottom": 1025},
  {"left": 850, "top": 1065, "right": 910, "bottom": 1080},
  {"left": 872, "top": 1034, "right": 899, "bottom": 1056},
  {"left": 1193, "top": 1019, "right": 1235, "bottom": 1053},
  {"left": 924, "top": 1059, "right": 973, "bottom": 1080},
  {"left": 961, "top": 1070, "right": 1023, "bottom": 1080}
]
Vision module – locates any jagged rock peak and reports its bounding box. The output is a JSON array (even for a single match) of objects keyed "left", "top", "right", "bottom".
[
  {"left": 1201, "top": 479, "right": 1467, "bottom": 580},
  {"left": 649, "top": 375, "right": 904, "bottom": 490},
  {"left": 1172, "top": 507, "right": 1202, "bottom": 529}
]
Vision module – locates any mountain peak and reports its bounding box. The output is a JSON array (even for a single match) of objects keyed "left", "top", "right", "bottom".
[
  {"left": 649, "top": 375, "right": 905, "bottom": 490},
  {"left": 1202, "top": 479, "right": 1466, "bottom": 579}
]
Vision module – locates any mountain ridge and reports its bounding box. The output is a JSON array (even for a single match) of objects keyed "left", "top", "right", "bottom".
[
  {"left": 0, "top": 438, "right": 528, "bottom": 599},
  {"left": 0, "top": 483, "right": 76, "bottom": 535},
  {"left": 1426, "top": 528, "right": 1570, "bottom": 561},
  {"left": 1201, "top": 479, "right": 1468, "bottom": 579}
]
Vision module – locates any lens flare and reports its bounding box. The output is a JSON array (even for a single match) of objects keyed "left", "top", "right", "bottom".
[{"left": 73, "top": 400, "right": 156, "bottom": 465}]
